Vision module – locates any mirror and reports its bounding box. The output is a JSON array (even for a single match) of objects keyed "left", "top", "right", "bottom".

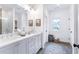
[
  {"left": 14, "top": 7, "right": 27, "bottom": 35},
  {"left": 15, "top": 10, "right": 22, "bottom": 31},
  {"left": 0, "top": 5, "right": 13, "bottom": 34},
  {"left": 15, "top": 8, "right": 25, "bottom": 32},
  {"left": 0, "top": 4, "right": 27, "bottom": 35},
  {"left": 0, "top": 8, "right": 2, "bottom": 34}
]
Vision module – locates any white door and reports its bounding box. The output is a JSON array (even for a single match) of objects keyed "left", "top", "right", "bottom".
[
  {"left": 74, "top": 5, "right": 78, "bottom": 54},
  {"left": 70, "top": 4, "right": 78, "bottom": 54},
  {"left": 77, "top": 5, "right": 79, "bottom": 54}
]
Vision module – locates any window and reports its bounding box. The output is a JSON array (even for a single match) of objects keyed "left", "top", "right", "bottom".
[{"left": 52, "top": 18, "right": 60, "bottom": 32}]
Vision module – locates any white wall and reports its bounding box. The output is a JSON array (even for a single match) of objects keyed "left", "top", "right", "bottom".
[
  {"left": 49, "top": 8, "right": 71, "bottom": 43},
  {"left": 27, "top": 5, "right": 43, "bottom": 33}
]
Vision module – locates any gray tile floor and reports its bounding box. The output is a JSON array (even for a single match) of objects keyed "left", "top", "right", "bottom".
[{"left": 38, "top": 42, "right": 72, "bottom": 54}]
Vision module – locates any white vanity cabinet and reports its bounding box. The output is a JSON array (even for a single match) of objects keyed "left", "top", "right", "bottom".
[
  {"left": 0, "top": 42, "right": 19, "bottom": 54},
  {"left": 34, "top": 35, "right": 40, "bottom": 53},
  {"left": 0, "top": 39, "right": 28, "bottom": 54},
  {"left": 28, "top": 37, "right": 36, "bottom": 54},
  {"left": 36, "top": 34, "right": 42, "bottom": 51},
  {"left": 18, "top": 39, "right": 28, "bottom": 54},
  {"left": 35, "top": 34, "right": 42, "bottom": 53},
  {"left": 0, "top": 33, "right": 42, "bottom": 54},
  {"left": 28, "top": 34, "right": 42, "bottom": 54}
]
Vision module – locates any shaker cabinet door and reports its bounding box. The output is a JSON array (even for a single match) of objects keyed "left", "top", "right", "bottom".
[
  {"left": 28, "top": 37, "right": 36, "bottom": 54},
  {"left": 18, "top": 39, "right": 28, "bottom": 54},
  {"left": 0, "top": 42, "right": 18, "bottom": 54}
]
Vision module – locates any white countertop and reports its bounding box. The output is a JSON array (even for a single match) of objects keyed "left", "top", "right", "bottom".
[{"left": 0, "top": 32, "right": 42, "bottom": 48}]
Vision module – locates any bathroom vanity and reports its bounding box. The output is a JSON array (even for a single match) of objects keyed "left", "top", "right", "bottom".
[
  {"left": 0, "top": 32, "right": 42, "bottom": 54},
  {"left": 0, "top": 5, "right": 43, "bottom": 54}
]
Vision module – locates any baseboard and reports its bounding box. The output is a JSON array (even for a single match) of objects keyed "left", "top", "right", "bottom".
[{"left": 52, "top": 39, "right": 71, "bottom": 45}]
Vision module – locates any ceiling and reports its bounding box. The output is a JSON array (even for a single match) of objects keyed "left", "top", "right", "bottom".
[
  {"left": 0, "top": 4, "right": 24, "bottom": 13},
  {"left": 28, "top": 4, "right": 41, "bottom": 10},
  {"left": 44, "top": 4, "right": 71, "bottom": 12}
]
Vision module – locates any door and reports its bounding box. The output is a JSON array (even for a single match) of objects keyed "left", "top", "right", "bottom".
[
  {"left": 0, "top": 8, "right": 2, "bottom": 34},
  {"left": 74, "top": 5, "right": 78, "bottom": 54},
  {"left": 77, "top": 4, "right": 79, "bottom": 54},
  {"left": 70, "top": 4, "right": 78, "bottom": 54}
]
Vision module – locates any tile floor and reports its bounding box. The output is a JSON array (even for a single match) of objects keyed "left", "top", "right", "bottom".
[{"left": 38, "top": 42, "right": 72, "bottom": 54}]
